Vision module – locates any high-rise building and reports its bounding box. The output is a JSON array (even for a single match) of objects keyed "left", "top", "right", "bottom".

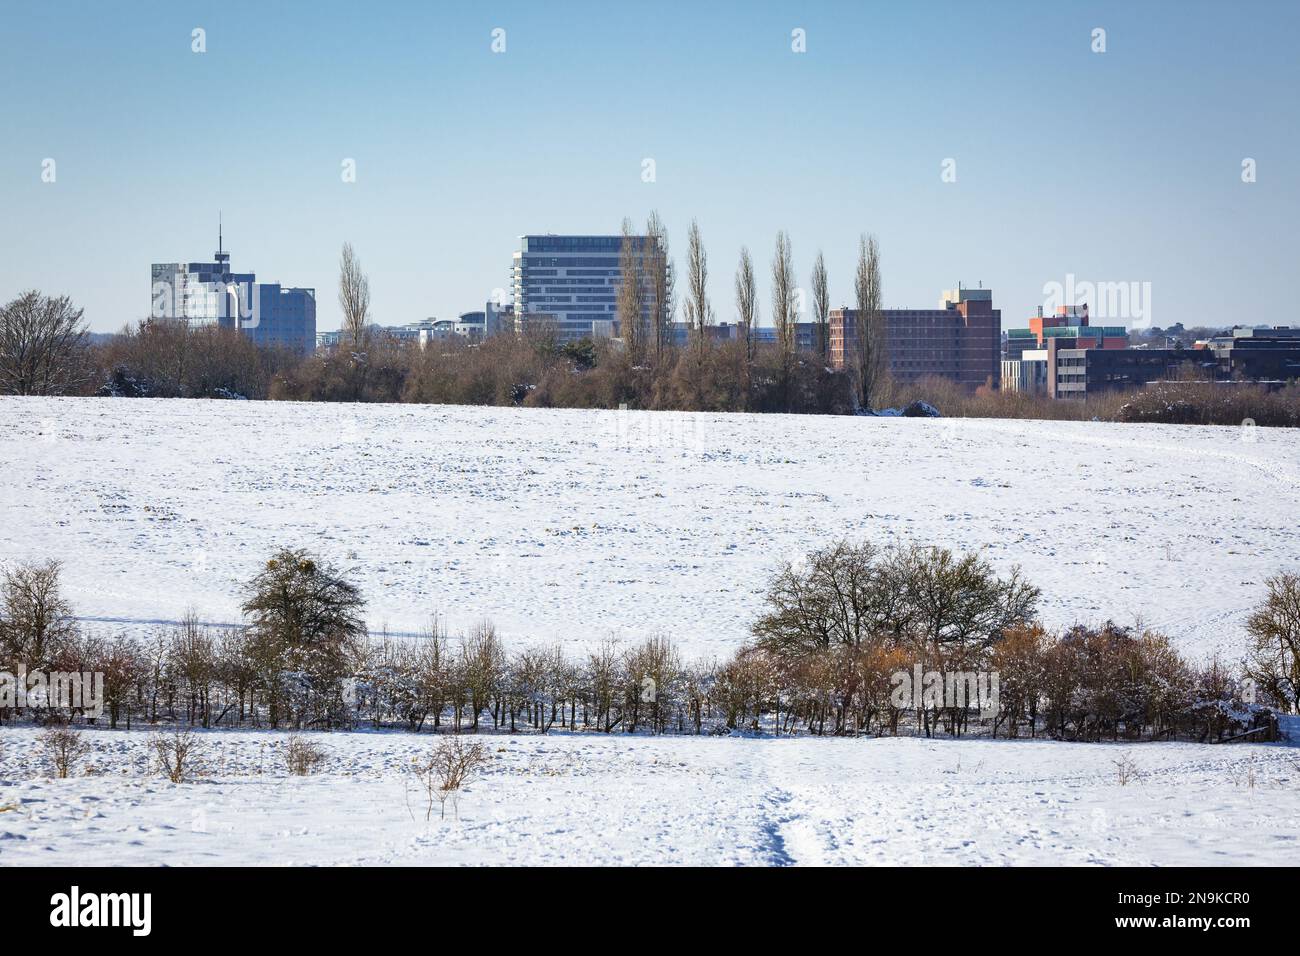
[
  {"left": 511, "top": 235, "right": 665, "bottom": 343},
  {"left": 829, "top": 287, "right": 1002, "bottom": 388},
  {"left": 150, "top": 226, "right": 316, "bottom": 354}
]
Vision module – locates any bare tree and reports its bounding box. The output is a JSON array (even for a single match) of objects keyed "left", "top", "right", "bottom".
[
  {"left": 682, "top": 220, "right": 714, "bottom": 354},
  {"left": 811, "top": 251, "right": 830, "bottom": 362},
  {"left": 624, "top": 635, "right": 681, "bottom": 734},
  {"left": 617, "top": 218, "right": 645, "bottom": 359},
  {"left": 412, "top": 735, "right": 488, "bottom": 820},
  {"left": 537, "top": 643, "right": 568, "bottom": 733},
  {"left": 587, "top": 637, "right": 626, "bottom": 733},
  {"left": 1247, "top": 572, "right": 1300, "bottom": 713},
  {"left": 99, "top": 634, "right": 145, "bottom": 730},
  {"left": 0, "top": 560, "right": 78, "bottom": 669},
  {"left": 410, "top": 619, "right": 451, "bottom": 730},
  {"left": 771, "top": 231, "right": 798, "bottom": 408},
  {"left": 645, "top": 211, "right": 674, "bottom": 359},
  {"left": 854, "top": 234, "right": 886, "bottom": 410},
  {"left": 751, "top": 540, "right": 1039, "bottom": 662},
  {"left": 518, "top": 313, "right": 560, "bottom": 356},
  {"left": 771, "top": 232, "right": 797, "bottom": 358},
  {"left": 338, "top": 243, "right": 371, "bottom": 348},
  {"left": 459, "top": 622, "right": 505, "bottom": 731},
  {"left": 171, "top": 610, "right": 216, "bottom": 727},
  {"left": 0, "top": 291, "right": 88, "bottom": 395},
  {"left": 735, "top": 246, "right": 758, "bottom": 405}
]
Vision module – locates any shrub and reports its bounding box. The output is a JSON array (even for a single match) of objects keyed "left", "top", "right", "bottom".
[
  {"left": 1112, "top": 753, "right": 1140, "bottom": 786},
  {"left": 92, "top": 319, "right": 291, "bottom": 400},
  {"left": 40, "top": 726, "right": 91, "bottom": 778},
  {"left": 152, "top": 728, "right": 204, "bottom": 783},
  {"left": 1116, "top": 381, "right": 1300, "bottom": 427},
  {"left": 282, "top": 733, "right": 328, "bottom": 776}
]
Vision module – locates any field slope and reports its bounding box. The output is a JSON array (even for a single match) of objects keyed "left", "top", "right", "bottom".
[{"left": 2, "top": 396, "right": 1298, "bottom": 657}]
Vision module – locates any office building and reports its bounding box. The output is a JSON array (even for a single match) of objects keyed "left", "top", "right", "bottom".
[
  {"left": 1042, "top": 326, "right": 1300, "bottom": 400},
  {"left": 1001, "top": 350, "right": 1049, "bottom": 395},
  {"left": 151, "top": 227, "right": 315, "bottom": 353},
  {"left": 829, "top": 287, "right": 1001, "bottom": 388},
  {"left": 511, "top": 235, "right": 666, "bottom": 343},
  {"left": 1005, "top": 305, "right": 1128, "bottom": 360},
  {"left": 1193, "top": 327, "right": 1300, "bottom": 379},
  {"left": 1045, "top": 341, "right": 1198, "bottom": 400}
]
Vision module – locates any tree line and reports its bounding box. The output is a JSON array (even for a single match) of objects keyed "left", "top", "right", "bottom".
[
  {"left": 2, "top": 545, "right": 1292, "bottom": 742},
  {"left": 747, "top": 541, "right": 1286, "bottom": 742}
]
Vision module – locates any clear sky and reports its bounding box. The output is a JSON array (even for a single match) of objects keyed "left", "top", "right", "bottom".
[{"left": 1, "top": 0, "right": 1296, "bottom": 333}]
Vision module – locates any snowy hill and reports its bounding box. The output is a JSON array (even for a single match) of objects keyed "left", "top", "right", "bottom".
[{"left": 2, "top": 397, "right": 1297, "bottom": 658}]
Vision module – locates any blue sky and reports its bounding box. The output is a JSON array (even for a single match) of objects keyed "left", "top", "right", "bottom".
[{"left": 1, "top": 0, "right": 1296, "bottom": 333}]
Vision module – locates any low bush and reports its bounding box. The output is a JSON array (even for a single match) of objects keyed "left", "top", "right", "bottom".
[
  {"left": 40, "top": 726, "right": 91, "bottom": 778},
  {"left": 151, "top": 728, "right": 204, "bottom": 783},
  {"left": 282, "top": 734, "right": 328, "bottom": 776}
]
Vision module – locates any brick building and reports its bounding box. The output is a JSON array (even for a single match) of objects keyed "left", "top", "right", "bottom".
[{"left": 829, "top": 287, "right": 1001, "bottom": 388}]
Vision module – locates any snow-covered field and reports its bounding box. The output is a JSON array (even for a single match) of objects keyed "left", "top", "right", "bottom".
[
  {"left": 1, "top": 726, "right": 1297, "bottom": 866},
  {"left": 2, "top": 397, "right": 1298, "bottom": 659},
  {"left": 2, "top": 397, "right": 1298, "bottom": 867}
]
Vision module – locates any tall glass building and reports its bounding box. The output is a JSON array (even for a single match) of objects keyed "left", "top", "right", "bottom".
[
  {"left": 511, "top": 235, "right": 664, "bottom": 343},
  {"left": 150, "top": 230, "right": 316, "bottom": 354}
]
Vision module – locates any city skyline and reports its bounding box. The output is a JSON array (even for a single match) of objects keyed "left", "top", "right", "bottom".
[{"left": 2, "top": 0, "right": 1297, "bottom": 334}]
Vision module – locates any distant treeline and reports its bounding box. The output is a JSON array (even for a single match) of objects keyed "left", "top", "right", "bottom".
[
  {"left": 60, "top": 319, "right": 1300, "bottom": 425},
  {"left": 3, "top": 289, "right": 1298, "bottom": 423},
  {"left": 2, "top": 543, "right": 1293, "bottom": 742},
  {"left": 38, "top": 314, "right": 1300, "bottom": 425},
  {"left": 95, "top": 319, "right": 856, "bottom": 415}
]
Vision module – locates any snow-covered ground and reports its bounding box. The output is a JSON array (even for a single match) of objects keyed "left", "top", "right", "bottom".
[
  {"left": 1, "top": 726, "right": 1296, "bottom": 866},
  {"left": 2, "top": 397, "right": 1298, "bottom": 659}
]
